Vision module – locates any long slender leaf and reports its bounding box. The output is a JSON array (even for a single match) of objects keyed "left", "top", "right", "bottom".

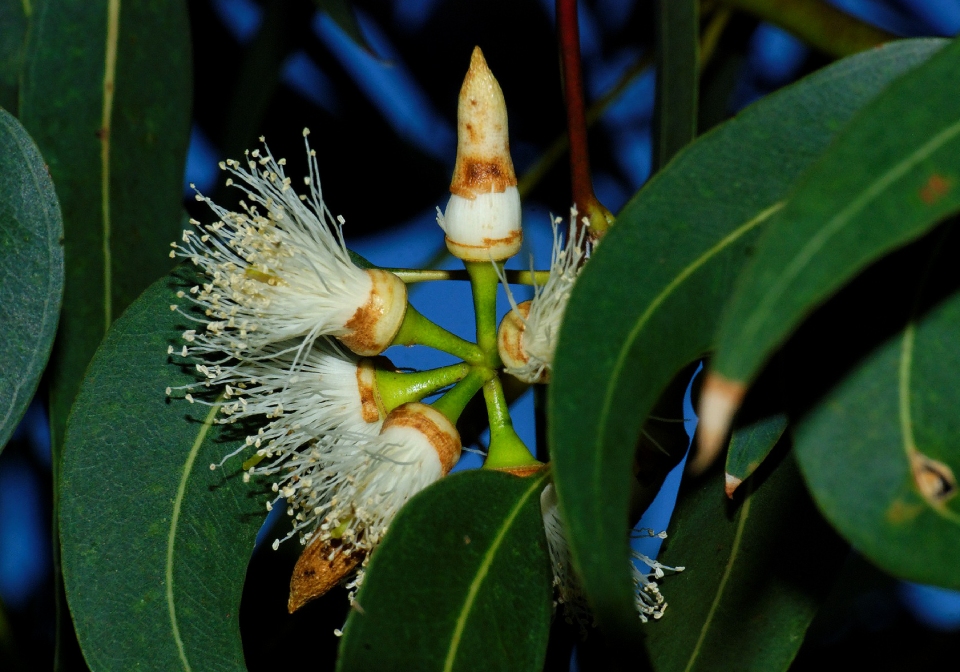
[
  {"left": 548, "top": 39, "right": 945, "bottom": 641},
  {"left": 647, "top": 453, "right": 844, "bottom": 672},
  {"left": 724, "top": 414, "right": 787, "bottom": 497},
  {"left": 0, "top": 107, "right": 63, "bottom": 452},
  {"left": 794, "top": 226, "right": 960, "bottom": 589},
  {"left": 19, "top": 0, "right": 192, "bottom": 453},
  {"left": 652, "top": 0, "right": 699, "bottom": 171},
  {"left": 337, "top": 470, "right": 553, "bottom": 672},
  {"left": 60, "top": 268, "right": 268, "bottom": 671},
  {"left": 711, "top": 36, "right": 960, "bottom": 391},
  {"left": 0, "top": 0, "right": 28, "bottom": 111}
]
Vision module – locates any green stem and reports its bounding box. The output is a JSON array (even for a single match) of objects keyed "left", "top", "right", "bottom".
[
  {"left": 388, "top": 268, "right": 551, "bottom": 286},
  {"left": 482, "top": 377, "right": 541, "bottom": 470},
  {"left": 376, "top": 362, "right": 471, "bottom": 415},
  {"left": 721, "top": 0, "right": 894, "bottom": 58},
  {"left": 392, "top": 303, "right": 485, "bottom": 365},
  {"left": 465, "top": 262, "right": 501, "bottom": 366},
  {"left": 431, "top": 367, "right": 493, "bottom": 424}
]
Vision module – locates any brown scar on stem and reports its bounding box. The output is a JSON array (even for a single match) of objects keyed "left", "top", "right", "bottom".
[
  {"left": 919, "top": 174, "right": 952, "bottom": 204},
  {"left": 288, "top": 539, "right": 363, "bottom": 613},
  {"left": 910, "top": 450, "right": 957, "bottom": 506}
]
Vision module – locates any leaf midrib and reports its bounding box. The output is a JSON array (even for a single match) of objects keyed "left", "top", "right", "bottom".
[
  {"left": 442, "top": 473, "right": 547, "bottom": 672},
  {"left": 739, "top": 118, "right": 960, "bottom": 358},
  {"left": 166, "top": 401, "right": 220, "bottom": 672}
]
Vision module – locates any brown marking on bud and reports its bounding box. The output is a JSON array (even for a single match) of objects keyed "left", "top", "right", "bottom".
[
  {"left": 339, "top": 269, "right": 408, "bottom": 357},
  {"left": 724, "top": 473, "right": 743, "bottom": 499},
  {"left": 356, "top": 359, "right": 382, "bottom": 423},
  {"left": 691, "top": 373, "right": 747, "bottom": 476},
  {"left": 444, "top": 229, "right": 523, "bottom": 259},
  {"left": 288, "top": 538, "right": 363, "bottom": 613},
  {"left": 910, "top": 450, "right": 957, "bottom": 506},
  {"left": 450, "top": 46, "right": 516, "bottom": 198},
  {"left": 919, "top": 173, "right": 952, "bottom": 204},
  {"left": 383, "top": 402, "right": 461, "bottom": 474},
  {"left": 494, "top": 463, "right": 547, "bottom": 478}
]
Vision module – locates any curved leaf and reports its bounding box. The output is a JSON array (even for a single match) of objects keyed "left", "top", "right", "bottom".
[
  {"left": 647, "top": 453, "right": 844, "bottom": 672},
  {"left": 19, "top": 0, "right": 192, "bottom": 452},
  {"left": 61, "top": 268, "right": 267, "bottom": 671},
  {"left": 548, "top": 39, "right": 945, "bottom": 639},
  {"left": 724, "top": 414, "right": 787, "bottom": 497},
  {"left": 711, "top": 36, "right": 960, "bottom": 391},
  {"left": 337, "top": 470, "right": 552, "bottom": 672},
  {"left": 0, "top": 108, "right": 63, "bottom": 452},
  {"left": 794, "top": 228, "right": 960, "bottom": 589}
]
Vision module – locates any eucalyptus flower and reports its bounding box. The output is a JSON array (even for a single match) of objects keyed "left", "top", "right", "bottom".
[
  {"left": 498, "top": 207, "right": 589, "bottom": 383},
  {"left": 539, "top": 483, "right": 682, "bottom": 629},
  {"left": 170, "top": 129, "right": 408, "bottom": 361}
]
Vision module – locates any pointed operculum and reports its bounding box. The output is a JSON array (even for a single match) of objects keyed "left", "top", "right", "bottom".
[
  {"left": 441, "top": 46, "right": 522, "bottom": 262},
  {"left": 724, "top": 473, "right": 743, "bottom": 499},
  {"left": 690, "top": 373, "right": 746, "bottom": 475},
  {"left": 339, "top": 269, "right": 408, "bottom": 357},
  {"left": 288, "top": 538, "right": 363, "bottom": 613},
  {"left": 382, "top": 402, "right": 462, "bottom": 474}
]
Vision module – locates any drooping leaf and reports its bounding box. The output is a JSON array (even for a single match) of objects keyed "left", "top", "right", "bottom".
[
  {"left": 337, "top": 470, "right": 553, "bottom": 672},
  {"left": 19, "top": 0, "right": 192, "bottom": 454},
  {"left": 0, "top": 0, "right": 28, "bottom": 111},
  {"left": 647, "top": 453, "right": 845, "bottom": 672},
  {"left": 548, "top": 39, "right": 945, "bottom": 640},
  {"left": 652, "top": 0, "right": 699, "bottom": 171},
  {"left": 60, "top": 268, "right": 268, "bottom": 671},
  {"left": 711, "top": 36, "right": 960, "bottom": 392},
  {"left": 724, "top": 414, "right": 787, "bottom": 497},
  {"left": 793, "top": 226, "right": 960, "bottom": 589},
  {"left": 0, "top": 107, "right": 63, "bottom": 453}
]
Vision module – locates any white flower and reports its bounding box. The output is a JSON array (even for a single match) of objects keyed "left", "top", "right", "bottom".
[
  {"left": 539, "top": 483, "right": 683, "bottom": 630},
  {"left": 170, "top": 129, "right": 407, "bottom": 359},
  {"left": 498, "top": 207, "right": 589, "bottom": 383}
]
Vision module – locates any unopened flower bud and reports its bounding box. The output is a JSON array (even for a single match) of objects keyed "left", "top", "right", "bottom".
[{"left": 438, "top": 46, "right": 522, "bottom": 262}]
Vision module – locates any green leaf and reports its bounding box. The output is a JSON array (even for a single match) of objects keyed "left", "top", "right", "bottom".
[
  {"left": 548, "top": 38, "right": 945, "bottom": 640},
  {"left": 60, "top": 268, "right": 268, "bottom": 671},
  {"left": 711, "top": 36, "right": 960, "bottom": 390},
  {"left": 724, "top": 414, "right": 787, "bottom": 496},
  {"left": 337, "top": 470, "right": 553, "bottom": 672},
  {"left": 793, "top": 229, "right": 960, "bottom": 589},
  {"left": 647, "top": 453, "right": 845, "bottom": 672},
  {"left": 0, "top": 107, "right": 63, "bottom": 452},
  {"left": 652, "top": 0, "right": 699, "bottom": 171},
  {"left": 0, "top": 0, "right": 28, "bottom": 111},
  {"left": 19, "top": 0, "right": 192, "bottom": 453}
]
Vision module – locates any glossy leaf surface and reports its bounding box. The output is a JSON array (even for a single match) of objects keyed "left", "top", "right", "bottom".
[
  {"left": 548, "top": 39, "right": 944, "bottom": 638},
  {"left": 712, "top": 37, "right": 960, "bottom": 388},
  {"left": 652, "top": 0, "right": 698, "bottom": 171},
  {"left": 724, "top": 414, "right": 787, "bottom": 496},
  {"left": 0, "top": 108, "right": 63, "bottom": 452},
  {"left": 19, "top": 0, "right": 192, "bottom": 451},
  {"left": 794, "top": 229, "right": 960, "bottom": 589},
  {"left": 61, "top": 269, "right": 267, "bottom": 671},
  {"left": 647, "top": 454, "right": 844, "bottom": 672},
  {"left": 338, "top": 470, "right": 552, "bottom": 672}
]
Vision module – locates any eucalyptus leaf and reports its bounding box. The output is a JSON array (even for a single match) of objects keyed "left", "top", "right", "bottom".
[
  {"left": 548, "top": 39, "right": 945, "bottom": 640},
  {"left": 724, "top": 414, "right": 787, "bottom": 497},
  {"left": 711, "top": 36, "right": 960, "bottom": 390},
  {"left": 794, "top": 226, "right": 960, "bottom": 589},
  {"left": 60, "top": 268, "right": 268, "bottom": 671},
  {"left": 652, "top": 0, "right": 698, "bottom": 171},
  {"left": 19, "top": 0, "right": 192, "bottom": 453},
  {"left": 647, "top": 453, "right": 845, "bottom": 672},
  {"left": 337, "top": 470, "right": 552, "bottom": 672},
  {"left": 0, "top": 107, "right": 63, "bottom": 453}
]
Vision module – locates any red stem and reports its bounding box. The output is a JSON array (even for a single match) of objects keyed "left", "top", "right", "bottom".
[{"left": 557, "top": 0, "right": 594, "bottom": 234}]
